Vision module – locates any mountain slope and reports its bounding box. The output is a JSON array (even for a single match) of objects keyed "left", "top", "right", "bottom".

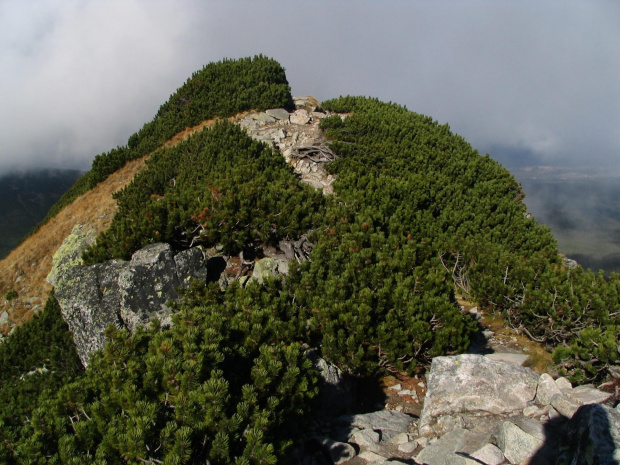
[
  {"left": 0, "top": 169, "right": 83, "bottom": 259},
  {"left": 0, "top": 57, "right": 618, "bottom": 464}
]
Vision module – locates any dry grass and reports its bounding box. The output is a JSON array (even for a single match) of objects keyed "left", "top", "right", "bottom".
[{"left": 0, "top": 113, "right": 251, "bottom": 335}]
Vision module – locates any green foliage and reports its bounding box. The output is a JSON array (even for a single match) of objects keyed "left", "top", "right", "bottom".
[
  {"left": 83, "top": 121, "right": 325, "bottom": 262},
  {"left": 4, "top": 290, "right": 17, "bottom": 301},
  {"left": 0, "top": 293, "right": 83, "bottom": 428},
  {"left": 319, "top": 96, "right": 620, "bottom": 382},
  {"left": 30, "top": 55, "right": 293, "bottom": 236},
  {"left": 3, "top": 284, "right": 317, "bottom": 464}
]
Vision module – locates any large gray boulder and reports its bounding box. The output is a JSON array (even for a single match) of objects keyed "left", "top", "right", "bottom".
[
  {"left": 418, "top": 354, "right": 539, "bottom": 436},
  {"left": 55, "top": 243, "right": 205, "bottom": 366},
  {"left": 55, "top": 260, "right": 125, "bottom": 366}
]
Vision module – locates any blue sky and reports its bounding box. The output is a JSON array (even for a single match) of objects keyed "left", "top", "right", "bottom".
[{"left": 1, "top": 1, "right": 618, "bottom": 174}]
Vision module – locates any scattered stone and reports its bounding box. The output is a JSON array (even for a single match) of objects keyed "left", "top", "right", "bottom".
[
  {"left": 523, "top": 404, "right": 549, "bottom": 418},
  {"left": 351, "top": 429, "right": 380, "bottom": 448},
  {"left": 498, "top": 421, "right": 544, "bottom": 464},
  {"left": 290, "top": 109, "right": 311, "bottom": 125},
  {"left": 387, "top": 432, "right": 410, "bottom": 445},
  {"left": 315, "top": 437, "right": 356, "bottom": 465},
  {"left": 485, "top": 352, "right": 530, "bottom": 366},
  {"left": 470, "top": 443, "right": 505, "bottom": 465},
  {"left": 536, "top": 373, "right": 563, "bottom": 405},
  {"left": 248, "top": 257, "right": 289, "bottom": 284},
  {"left": 388, "top": 383, "right": 402, "bottom": 391},
  {"left": 397, "top": 440, "right": 418, "bottom": 454},
  {"left": 0, "top": 311, "right": 8, "bottom": 325},
  {"left": 550, "top": 393, "right": 580, "bottom": 418},
  {"left": 555, "top": 377, "right": 572, "bottom": 391}
]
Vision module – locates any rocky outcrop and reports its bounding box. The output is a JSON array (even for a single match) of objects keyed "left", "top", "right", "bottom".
[
  {"left": 307, "top": 354, "right": 618, "bottom": 464},
  {"left": 55, "top": 243, "right": 206, "bottom": 366},
  {"left": 238, "top": 102, "right": 337, "bottom": 195},
  {"left": 47, "top": 223, "right": 98, "bottom": 286}
]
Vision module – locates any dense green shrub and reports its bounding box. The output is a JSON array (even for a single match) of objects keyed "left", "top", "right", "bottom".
[
  {"left": 31, "top": 55, "right": 293, "bottom": 235},
  {"left": 0, "top": 294, "right": 83, "bottom": 428},
  {"left": 320, "top": 96, "right": 620, "bottom": 383},
  {"left": 83, "top": 121, "right": 325, "bottom": 263},
  {"left": 2, "top": 284, "right": 317, "bottom": 464}
]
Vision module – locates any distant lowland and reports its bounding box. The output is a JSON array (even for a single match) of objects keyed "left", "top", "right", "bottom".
[
  {"left": 0, "top": 169, "right": 84, "bottom": 258},
  {"left": 511, "top": 165, "right": 620, "bottom": 275}
]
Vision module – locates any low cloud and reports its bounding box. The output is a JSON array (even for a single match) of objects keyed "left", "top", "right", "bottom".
[{"left": 0, "top": 1, "right": 619, "bottom": 174}]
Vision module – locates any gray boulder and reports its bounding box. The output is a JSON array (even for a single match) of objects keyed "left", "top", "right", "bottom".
[
  {"left": 55, "top": 243, "right": 206, "bottom": 366},
  {"left": 418, "top": 354, "right": 539, "bottom": 436},
  {"left": 55, "top": 260, "right": 125, "bottom": 366},
  {"left": 415, "top": 428, "right": 491, "bottom": 465},
  {"left": 248, "top": 257, "right": 289, "bottom": 284},
  {"left": 119, "top": 244, "right": 184, "bottom": 332}
]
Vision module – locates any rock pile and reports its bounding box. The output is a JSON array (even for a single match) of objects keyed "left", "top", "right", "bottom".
[
  {"left": 304, "top": 354, "right": 619, "bottom": 465},
  {"left": 238, "top": 98, "right": 338, "bottom": 194}
]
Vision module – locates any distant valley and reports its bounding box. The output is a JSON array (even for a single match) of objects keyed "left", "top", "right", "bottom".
[
  {"left": 512, "top": 166, "right": 620, "bottom": 275},
  {"left": 0, "top": 169, "right": 83, "bottom": 258}
]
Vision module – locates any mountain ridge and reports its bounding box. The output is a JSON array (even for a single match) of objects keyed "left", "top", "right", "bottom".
[{"left": 0, "top": 56, "right": 617, "bottom": 463}]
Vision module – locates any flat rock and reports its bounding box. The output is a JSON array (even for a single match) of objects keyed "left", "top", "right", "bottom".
[
  {"left": 564, "top": 384, "right": 613, "bottom": 406},
  {"left": 485, "top": 352, "right": 530, "bottom": 366},
  {"left": 250, "top": 112, "right": 276, "bottom": 124},
  {"left": 498, "top": 421, "right": 544, "bottom": 464},
  {"left": 357, "top": 450, "right": 386, "bottom": 463},
  {"left": 0, "top": 311, "right": 8, "bottom": 325},
  {"left": 419, "top": 354, "right": 538, "bottom": 436},
  {"left": 265, "top": 108, "right": 290, "bottom": 120},
  {"left": 415, "top": 428, "right": 491, "bottom": 465},
  {"left": 336, "top": 410, "right": 413, "bottom": 441}
]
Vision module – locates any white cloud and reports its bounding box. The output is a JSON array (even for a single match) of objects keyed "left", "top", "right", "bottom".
[{"left": 0, "top": 1, "right": 618, "bottom": 174}]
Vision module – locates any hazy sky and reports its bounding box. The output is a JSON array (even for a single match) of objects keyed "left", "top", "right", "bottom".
[{"left": 1, "top": 1, "right": 619, "bottom": 175}]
